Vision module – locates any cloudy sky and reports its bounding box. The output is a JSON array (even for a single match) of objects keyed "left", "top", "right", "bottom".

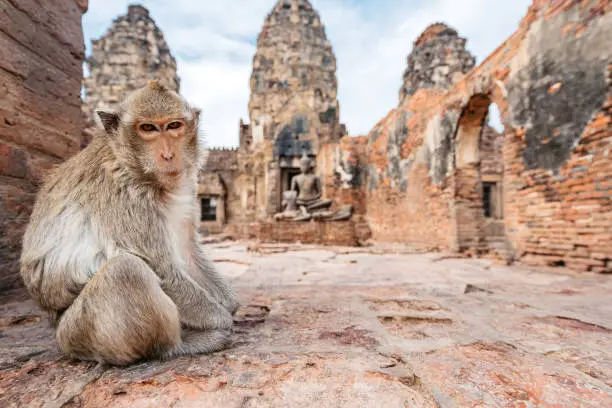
[{"left": 83, "top": 0, "right": 532, "bottom": 148}]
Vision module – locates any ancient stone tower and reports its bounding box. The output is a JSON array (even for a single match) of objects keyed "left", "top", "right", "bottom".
[
  {"left": 246, "top": 0, "right": 341, "bottom": 151},
  {"left": 399, "top": 23, "right": 476, "bottom": 105},
  {"left": 233, "top": 0, "right": 347, "bottom": 219},
  {"left": 82, "top": 4, "right": 180, "bottom": 145}
]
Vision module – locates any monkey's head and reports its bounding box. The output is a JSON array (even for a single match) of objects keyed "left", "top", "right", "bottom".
[{"left": 96, "top": 80, "right": 200, "bottom": 189}]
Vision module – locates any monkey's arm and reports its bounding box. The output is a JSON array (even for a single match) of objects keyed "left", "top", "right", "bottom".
[
  {"left": 151, "top": 231, "right": 233, "bottom": 330},
  {"left": 180, "top": 222, "right": 239, "bottom": 316},
  {"left": 20, "top": 256, "right": 87, "bottom": 325},
  {"left": 19, "top": 202, "right": 92, "bottom": 324},
  {"left": 189, "top": 241, "right": 239, "bottom": 316}
]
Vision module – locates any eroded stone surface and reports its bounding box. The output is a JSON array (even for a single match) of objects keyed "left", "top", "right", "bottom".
[
  {"left": 399, "top": 23, "right": 476, "bottom": 105},
  {"left": 248, "top": 0, "right": 340, "bottom": 147},
  {"left": 0, "top": 0, "right": 87, "bottom": 294},
  {"left": 1, "top": 243, "right": 611, "bottom": 407}
]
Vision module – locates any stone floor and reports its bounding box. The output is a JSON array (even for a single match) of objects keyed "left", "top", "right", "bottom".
[{"left": 1, "top": 242, "right": 612, "bottom": 407}]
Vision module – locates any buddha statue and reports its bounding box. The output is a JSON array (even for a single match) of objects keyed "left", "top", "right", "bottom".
[
  {"left": 291, "top": 155, "right": 332, "bottom": 210},
  {"left": 274, "top": 155, "right": 353, "bottom": 222}
]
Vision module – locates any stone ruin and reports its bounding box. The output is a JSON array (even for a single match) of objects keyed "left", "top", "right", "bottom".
[
  {"left": 1, "top": 1, "right": 612, "bottom": 405},
  {"left": 1, "top": 0, "right": 611, "bottom": 298},
  {"left": 0, "top": 0, "right": 88, "bottom": 293},
  {"left": 198, "top": 0, "right": 358, "bottom": 244},
  {"left": 81, "top": 4, "right": 180, "bottom": 147},
  {"left": 200, "top": 0, "right": 612, "bottom": 271},
  {"left": 247, "top": 0, "right": 341, "bottom": 149},
  {"left": 399, "top": 23, "right": 476, "bottom": 105}
]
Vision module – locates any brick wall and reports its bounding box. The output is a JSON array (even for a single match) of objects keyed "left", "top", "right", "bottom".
[
  {"left": 204, "top": 148, "right": 239, "bottom": 172},
  {"left": 507, "top": 68, "right": 612, "bottom": 272},
  {"left": 318, "top": 136, "right": 368, "bottom": 215},
  {"left": 0, "top": 0, "right": 88, "bottom": 292},
  {"left": 361, "top": 0, "right": 612, "bottom": 271},
  {"left": 480, "top": 126, "right": 503, "bottom": 176}
]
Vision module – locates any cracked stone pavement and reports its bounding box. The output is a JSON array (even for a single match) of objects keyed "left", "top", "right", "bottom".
[{"left": 1, "top": 243, "right": 611, "bottom": 407}]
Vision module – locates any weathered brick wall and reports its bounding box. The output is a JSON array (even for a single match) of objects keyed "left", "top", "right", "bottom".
[
  {"left": 480, "top": 126, "right": 503, "bottom": 176},
  {"left": 501, "top": 1, "right": 612, "bottom": 272},
  {"left": 318, "top": 135, "right": 368, "bottom": 215},
  {"left": 505, "top": 64, "right": 612, "bottom": 272},
  {"left": 227, "top": 218, "right": 371, "bottom": 246},
  {"left": 364, "top": 91, "right": 458, "bottom": 250},
  {"left": 0, "top": 0, "right": 88, "bottom": 292},
  {"left": 204, "top": 148, "right": 239, "bottom": 172},
  {"left": 362, "top": 0, "right": 612, "bottom": 271}
]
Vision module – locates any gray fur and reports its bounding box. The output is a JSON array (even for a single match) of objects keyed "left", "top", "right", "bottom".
[{"left": 20, "top": 81, "right": 238, "bottom": 366}]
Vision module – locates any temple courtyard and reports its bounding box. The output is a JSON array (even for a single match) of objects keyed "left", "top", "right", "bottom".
[{"left": 1, "top": 242, "right": 611, "bottom": 407}]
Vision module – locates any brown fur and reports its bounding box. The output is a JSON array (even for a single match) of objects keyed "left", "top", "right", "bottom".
[{"left": 20, "top": 82, "right": 238, "bottom": 365}]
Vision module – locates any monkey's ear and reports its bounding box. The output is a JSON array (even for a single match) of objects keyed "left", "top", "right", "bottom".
[
  {"left": 193, "top": 108, "right": 201, "bottom": 123},
  {"left": 96, "top": 111, "right": 120, "bottom": 134}
]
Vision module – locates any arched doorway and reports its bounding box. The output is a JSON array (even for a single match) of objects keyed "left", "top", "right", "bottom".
[{"left": 453, "top": 94, "right": 506, "bottom": 254}]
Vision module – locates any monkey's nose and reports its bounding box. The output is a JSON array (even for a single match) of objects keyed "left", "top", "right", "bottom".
[{"left": 161, "top": 152, "right": 174, "bottom": 161}]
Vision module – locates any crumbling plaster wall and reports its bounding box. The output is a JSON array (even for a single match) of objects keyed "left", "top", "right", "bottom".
[
  {"left": 317, "top": 135, "right": 368, "bottom": 216},
  {"left": 363, "top": 0, "right": 612, "bottom": 271},
  {"left": 0, "top": 0, "right": 88, "bottom": 292}
]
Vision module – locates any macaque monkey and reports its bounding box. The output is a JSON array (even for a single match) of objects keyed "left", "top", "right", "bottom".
[{"left": 20, "top": 80, "right": 239, "bottom": 366}]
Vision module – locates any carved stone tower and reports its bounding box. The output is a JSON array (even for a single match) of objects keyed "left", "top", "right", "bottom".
[
  {"left": 247, "top": 0, "right": 342, "bottom": 153},
  {"left": 82, "top": 4, "right": 180, "bottom": 146},
  {"left": 399, "top": 23, "right": 476, "bottom": 105},
  {"left": 239, "top": 0, "right": 346, "bottom": 218}
]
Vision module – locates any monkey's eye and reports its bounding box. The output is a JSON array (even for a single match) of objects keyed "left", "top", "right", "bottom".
[
  {"left": 167, "top": 121, "right": 183, "bottom": 130},
  {"left": 140, "top": 123, "right": 157, "bottom": 132}
]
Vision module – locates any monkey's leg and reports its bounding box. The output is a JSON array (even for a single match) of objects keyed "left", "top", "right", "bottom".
[
  {"left": 56, "top": 254, "right": 182, "bottom": 366},
  {"left": 162, "top": 328, "right": 232, "bottom": 360}
]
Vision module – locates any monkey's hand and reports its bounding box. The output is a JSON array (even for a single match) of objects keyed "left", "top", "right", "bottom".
[
  {"left": 161, "top": 276, "right": 233, "bottom": 330},
  {"left": 219, "top": 289, "right": 240, "bottom": 317},
  {"left": 179, "top": 300, "right": 233, "bottom": 331}
]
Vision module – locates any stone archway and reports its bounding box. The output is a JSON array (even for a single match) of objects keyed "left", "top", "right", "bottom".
[{"left": 453, "top": 94, "right": 506, "bottom": 254}]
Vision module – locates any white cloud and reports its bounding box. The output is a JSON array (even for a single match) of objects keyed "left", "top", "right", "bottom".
[{"left": 83, "top": 0, "right": 532, "bottom": 147}]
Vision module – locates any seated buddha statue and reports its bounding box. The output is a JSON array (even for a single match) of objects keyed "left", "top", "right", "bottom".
[{"left": 290, "top": 155, "right": 332, "bottom": 212}]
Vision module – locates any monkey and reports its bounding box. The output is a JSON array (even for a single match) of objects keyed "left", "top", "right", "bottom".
[{"left": 19, "top": 80, "right": 239, "bottom": 366}]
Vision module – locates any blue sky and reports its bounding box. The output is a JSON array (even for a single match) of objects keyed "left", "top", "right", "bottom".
[{"left": 83, "top": 0, "right": 532, "bottom": 147}]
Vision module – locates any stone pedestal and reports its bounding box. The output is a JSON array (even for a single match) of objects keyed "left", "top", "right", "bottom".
[{"left": 257, "top": 220, "right": 361, "bottom": 247}]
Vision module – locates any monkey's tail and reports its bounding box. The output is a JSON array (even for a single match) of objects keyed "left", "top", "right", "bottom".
[{"left": 162, "top": 329, "right": 232, "bottom": 359}]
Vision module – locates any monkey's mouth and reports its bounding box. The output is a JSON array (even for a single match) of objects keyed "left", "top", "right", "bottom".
[{"left": 163, "top": 170, "right": 181, "bottom": 177}]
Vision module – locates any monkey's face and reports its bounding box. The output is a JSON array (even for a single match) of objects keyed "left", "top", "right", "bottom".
[
  {"left": 124, "top": 112, "right": 200, "bottom": 189},
  {"left": 133, "top": 117, "right": 190, "bottom": 182},
  {"left": 97, "top": 81, "right": 200, "bottom": 189}
]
